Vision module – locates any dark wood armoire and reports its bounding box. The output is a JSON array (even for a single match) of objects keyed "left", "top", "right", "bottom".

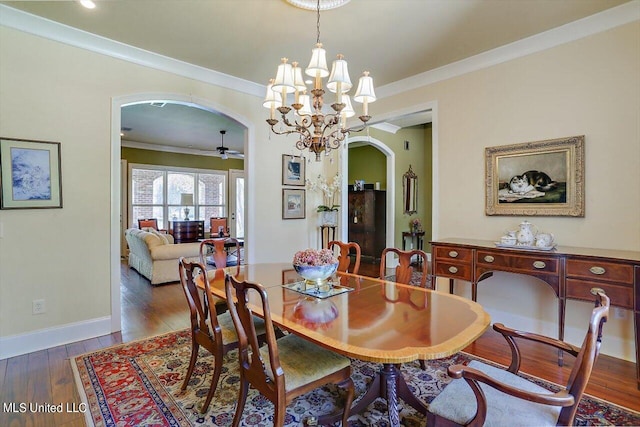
[{"left": 348, "top": 189, "right": 386, "bottom": 261}]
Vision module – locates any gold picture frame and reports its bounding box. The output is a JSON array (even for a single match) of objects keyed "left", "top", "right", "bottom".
[{"left": 485, "top": 135, "right": 584, "bottom": 217}]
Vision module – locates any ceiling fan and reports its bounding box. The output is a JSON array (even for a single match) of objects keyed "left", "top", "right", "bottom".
[{"left": 215, "top": 130, "right": 243, "bottom": 159}]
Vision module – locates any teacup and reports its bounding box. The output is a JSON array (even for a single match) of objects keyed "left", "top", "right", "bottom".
[
  {"left": 535, "top": 232, "right": 555, "bottom": 248},
  {"left": 501, "top": 235, "right": 517, "bottom": 245}
]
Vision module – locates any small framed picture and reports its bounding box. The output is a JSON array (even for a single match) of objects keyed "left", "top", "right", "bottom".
[
  {"left": 1, "top": 137, "right": 63, "bottom": 209},
  {"left": 282, "top": 154, "right": 305, "bottom": 186},
  {"left": 282, "top": 188, "right": 305, "bottom": 219}
]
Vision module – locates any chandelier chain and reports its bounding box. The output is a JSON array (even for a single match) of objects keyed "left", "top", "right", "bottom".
[{"left": 316, "top": 0, "right": 321, "bottom": 44}]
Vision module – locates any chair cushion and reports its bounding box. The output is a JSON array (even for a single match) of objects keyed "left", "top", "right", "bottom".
[
  {"left": 216, "top": 311, "right": 266, "bottom": 346},
  {"left": 260, "top": 334, "right": 350, "bottom": 392},
  {"left": 428, "top": 360, "right": 561, "bottom": 426}
]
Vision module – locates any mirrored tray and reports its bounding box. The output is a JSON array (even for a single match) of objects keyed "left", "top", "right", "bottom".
[
  {"left": 495, "top": 242, "right": 557, "bottom": 251},
  {"left": 283, "top": 280, "right": 353, "bottom": 299}
]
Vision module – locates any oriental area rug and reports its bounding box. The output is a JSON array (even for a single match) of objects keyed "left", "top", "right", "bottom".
[{"left": 71, "top": 329, "right": 640, "bottom": 427}]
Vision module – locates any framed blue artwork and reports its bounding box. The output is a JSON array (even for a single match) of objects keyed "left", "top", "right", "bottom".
[
  {"left": 0, "top": 137, "right": 62, "bottom": 209},
  {"left": 282, "top": 154, "right": 305, "bottom": 186}
]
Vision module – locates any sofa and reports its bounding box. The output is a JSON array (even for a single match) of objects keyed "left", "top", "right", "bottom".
[{"left": 125, "top": 228, "right": 201, "bottom": 285}]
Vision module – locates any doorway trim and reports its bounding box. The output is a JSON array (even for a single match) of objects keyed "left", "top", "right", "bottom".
[
  {"left": 340, "top": 136, "right": 396, "bottom": 256},
  {"left": 110, "top": 92, "right": 254, "bottom": 332},
  {"left": 340, "top": 100, "right": 439, "bottom": 264}
]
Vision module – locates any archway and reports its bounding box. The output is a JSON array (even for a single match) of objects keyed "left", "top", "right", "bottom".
[
  {"left": 339, "top": 136, "right": 395, "bottom": 260},
  {"left": 109, "top": 92, "right": 254, "bottom": 332}
]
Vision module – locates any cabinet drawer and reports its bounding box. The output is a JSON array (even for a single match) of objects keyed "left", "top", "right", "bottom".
[
  {"left": 434, "top": 246, "right": 473, "bottom": 263},
  {"left": 566, "top": 279, "right": 633, "bottom": 309},
  {"left": 433, "top": 261, "right": 473, "bottom": 281},
  {"left": 566, "top": 259, "right": 634, "bottom": 285},
  {"left": 476, "top": 250, "right": 559, "bottom": 275}
]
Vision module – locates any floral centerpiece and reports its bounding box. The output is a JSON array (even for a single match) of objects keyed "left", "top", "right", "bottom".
[
  {"left": 293, "top": 248, "right": 339, "bottom": 290},
  {"left": 306, "top": 173, "right": 341, "bottom": 226},
  {"left": 409, "top": 217, "right": 423, "bottom": 233}
]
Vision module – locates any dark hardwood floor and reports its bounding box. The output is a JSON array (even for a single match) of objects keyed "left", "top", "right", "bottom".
[{"left": 0, "top": 260, "right": 638, "bottom": 427}]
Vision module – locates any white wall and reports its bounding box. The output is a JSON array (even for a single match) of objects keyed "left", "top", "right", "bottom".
[{"left": 1, "top": 11, "right": 638, "bottom": 362}]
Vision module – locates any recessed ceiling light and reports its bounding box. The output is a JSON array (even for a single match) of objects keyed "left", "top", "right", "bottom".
[{"left": 80, "top": 0, "right": 96, "bottom": 9}]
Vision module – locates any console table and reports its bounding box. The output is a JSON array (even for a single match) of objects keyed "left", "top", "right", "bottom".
[
  {"left": 402, "top": 231, "right": 426, "bottom": 265},
  {"left": 168, "top": 220, "right": 204, "bottom": 243},
  {"left": 319, "top": 225, "right": 337, "bottom": 249},
  {"left": 431, "top": 238, "right": 640, "bottom": 389}
]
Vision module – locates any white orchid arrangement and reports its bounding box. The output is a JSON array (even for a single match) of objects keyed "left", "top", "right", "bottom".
[{"left": 306, "top": 173, "right": 341, "bottom": 212}]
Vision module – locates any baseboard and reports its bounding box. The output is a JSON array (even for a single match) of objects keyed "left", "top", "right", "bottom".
[
  {"left": 487, "top": 307, "right": 634, "bottom": 363},
  {"left": 0, "top": 316, "right": 112, "bottom": 360}
]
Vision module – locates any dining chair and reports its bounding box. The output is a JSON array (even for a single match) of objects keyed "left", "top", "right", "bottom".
[
  {"left": 225, "top": 275, "right": 355, "bottom": 427},
  {"left": 427, "top": 288, "right": 610, "bottom": 427},
  {"left": 137, "top": 218, "right": 166, "bottom": 232},
  {"left": 327, "top": 240, "right": 361, "bottom": 275},
  {"left": 178, "top": 258, "right": 264, "bottom": 413},
  {"left": 199, "top": 238, "right": 241, "bottom": 268},
  {"left": 379, "top": 247, "right": 430, "bottom": 289},
  {"left": 209, "top": 217, "right": 228, "bottom": 237}
]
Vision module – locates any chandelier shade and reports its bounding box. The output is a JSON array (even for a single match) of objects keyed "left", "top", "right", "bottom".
[
  {"left": 306, "top": 43, "right": 330, "bottom": 78},
  {"left": 327, "top": 54, "right": 352, "bottom": 94},
  {"left": 272, "top": 58, "right": 296, "bottom": 94},
  {"left": 341, "top": 95, "right": 355, "bottom": 118},
  {"left": 264, "top": 0, "right": 375, "bottom": 161}
]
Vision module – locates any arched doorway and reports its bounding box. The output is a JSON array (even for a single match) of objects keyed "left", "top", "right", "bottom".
[
  {"left": 340, "top": 136, "right": 395, "bottom": 258},
  {"left": 109, "top": 92, "right": 254, "bottom": 332}
]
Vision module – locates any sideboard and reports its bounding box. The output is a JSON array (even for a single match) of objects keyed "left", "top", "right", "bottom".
[{"left": 431, "top": 238, "right": 640, "bottom": 389}]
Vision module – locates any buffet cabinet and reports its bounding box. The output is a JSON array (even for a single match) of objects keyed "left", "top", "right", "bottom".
[
  {"left": 168, "top": 220, "right": 204, "bottom": 243},
  {"left": 348, "top": 189, "right": 386, "bottom": 260},
  {"left": 431, "top": 238, "right": 640, "bottom": 389}
]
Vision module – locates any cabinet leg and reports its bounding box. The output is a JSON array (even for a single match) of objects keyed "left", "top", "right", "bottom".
[
  {"left": 449, "top": 278, "right": 454, "bottom": 294},
  {"left": 557, "top": 298, "right": 566, "bottom": 366}
]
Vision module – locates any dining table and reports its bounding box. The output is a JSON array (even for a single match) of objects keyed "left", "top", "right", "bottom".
[{"left": 199, "top": 262, "right": 491, "bottom": 427}]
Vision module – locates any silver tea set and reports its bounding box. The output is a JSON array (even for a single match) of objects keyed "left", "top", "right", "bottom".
[{"left": 500, "top": 220, "right": 555, "bottom": 249}]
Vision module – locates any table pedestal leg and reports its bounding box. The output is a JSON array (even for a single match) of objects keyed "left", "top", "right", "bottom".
[{"left": 317, "top": 363, "right": 427, "bottom": 427}]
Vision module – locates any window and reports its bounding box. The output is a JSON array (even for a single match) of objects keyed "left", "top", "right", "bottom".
[{"left": 130, "top": 164, "right": 226, "bottom": 231}]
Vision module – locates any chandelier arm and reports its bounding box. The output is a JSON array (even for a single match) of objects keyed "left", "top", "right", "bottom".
[{"left": 268, "top": 124, "right": 309, "bottom": 137}]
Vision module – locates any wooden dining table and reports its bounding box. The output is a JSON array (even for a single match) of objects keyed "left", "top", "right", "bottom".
[{"left": 199, "top": 263, "right": 491, "bottom": 427}]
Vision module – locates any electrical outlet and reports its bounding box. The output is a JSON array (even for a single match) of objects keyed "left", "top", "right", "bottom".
[
  {"left": 32, "top": 299, "right": 46, "bottom": 315},
  {"left": 614, "top": 307, "right": 626, "bottom": 319}
]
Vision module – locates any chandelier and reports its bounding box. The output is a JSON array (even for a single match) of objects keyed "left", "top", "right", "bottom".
[{"left": 263, "top": 0, "right": 376, "bottom": 161}]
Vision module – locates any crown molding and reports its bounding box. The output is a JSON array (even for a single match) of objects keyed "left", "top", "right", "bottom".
[
  {"left": 0, "top": 5, "right": 264, "bottom": 98},
  {"left": 1, "top": 2, "right": 638, "bottom": 101},
  {"left": 376, "top": 0, "right": 640, "bottom": 99},
  {"left": 121, "top": 139, "right": 243, "bottom": 159}
]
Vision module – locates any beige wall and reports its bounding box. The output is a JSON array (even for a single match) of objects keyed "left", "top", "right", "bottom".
[
  {"left": 0, "top": 26, "right": 312, "bottom": 348},
  {"left": 0, "top": 18, "right": 638, "bottom": 361},
  {"left": 374, "top": 22, "right": 640, "bottom": 360}
]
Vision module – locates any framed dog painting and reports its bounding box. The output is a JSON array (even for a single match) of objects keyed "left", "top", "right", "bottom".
[{"left": 485, "top": 135, "right": 584, "bottom": 216}]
